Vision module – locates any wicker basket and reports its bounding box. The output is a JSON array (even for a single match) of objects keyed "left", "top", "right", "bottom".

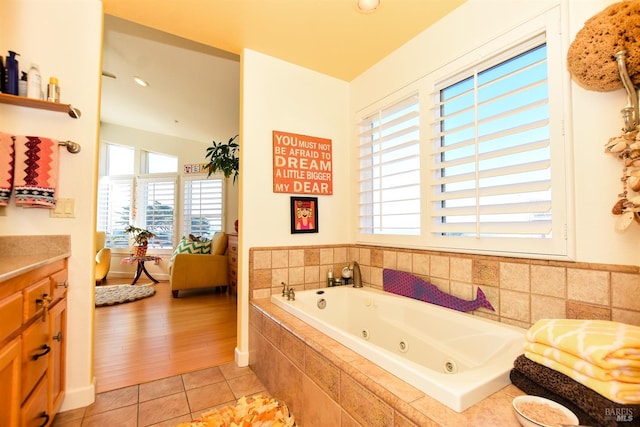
[{"left": 133, "top": 245, "right": 148, "bottom": 257}]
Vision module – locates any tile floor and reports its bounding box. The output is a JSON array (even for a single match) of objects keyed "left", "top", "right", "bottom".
[{"left": 51, "top": 363, "right": 268, "bottom": 427}]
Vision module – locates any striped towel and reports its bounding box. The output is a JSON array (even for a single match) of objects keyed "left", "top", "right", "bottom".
[
  {"left": 13, "top": 135, "right": 59, "bottom": 208},
  {"left": 0, "top": 132, "right": 15, "bottom": 206}
]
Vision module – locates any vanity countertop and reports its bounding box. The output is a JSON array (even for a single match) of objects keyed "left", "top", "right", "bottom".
[{"left": 0, "top": 235, "right": 71, "bottom": 282}]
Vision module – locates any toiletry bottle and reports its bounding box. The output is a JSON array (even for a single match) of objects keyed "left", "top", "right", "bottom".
[
  {"left": 327, "top": 269, "right": 334, "bottom": 287},
  {"left": 18, "top": 72, "right": 27, "bottom": 97},
  {"left": 47, "top": 77, "right": 60, "bottom": 103},
  {"left": 5, "top": 51, "right": 19, "bottom": 96},
  {"left": 0, "top": 55, "right": 5, "bottom": 93},
  {"left": 27, "top": 63, "right": 42, "bottom": 99}
]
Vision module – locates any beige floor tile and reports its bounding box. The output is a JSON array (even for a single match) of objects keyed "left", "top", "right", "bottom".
[
  {"left": 84, "top": 385, "right": 139, "bottom": 416},
  {"left": 51, "top": 407, "right": 85, "bottom": 426},
  {"left": 140, "top": 375, "right": 185, "bottom": 402},
  {"left": 82, "top": 404, "right": 138, "bottom": 427},
  {"left": 138, "top": 392, "right": 191, "bottom": 426},
  {"left": 146, "top": 413, "right": 193, "bottom": 427},
  {"left": 219, "top": 362, "right": 253, "bottom": 380},
  {"left": 181, "top": 366, "right": 225, "bottom": 390},
  {"left": 186, "top": 381, "right": 235, "bottom": 412},
  {"left": 226, "top": 371, "right": 267, "bottom": 398}
]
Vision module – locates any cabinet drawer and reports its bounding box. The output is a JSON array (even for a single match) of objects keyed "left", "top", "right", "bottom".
[
  {"left": 23, "top": 279, "right": 51, "bottom": 323},
  {"left": 21, "top": 375, "right": 49, "bottom": 427},
  {"left": 49, "top": 270, "right": 68, "bottom": 303},
  {"left": 22, "top": 318, "right": 49, "bottom": 402},
  {"left": 0, "top": 293, "right": 23, "bottom": 342}
]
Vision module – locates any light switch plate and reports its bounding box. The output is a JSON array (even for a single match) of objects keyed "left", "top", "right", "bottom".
[{"left": 50, "top": 198, "right": 75, "bottom": 218}]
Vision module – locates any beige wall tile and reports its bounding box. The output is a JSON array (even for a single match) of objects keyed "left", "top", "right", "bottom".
[
  {"left": 499, "top": 289, "right": 530, "bottom": 323},
  {"left": 412, "top": 253, "right": 429, "bottom": 276},
  {"left": 289, "top": 266, "right": 305, "bottom": 285},
  {"left": 320, "top": 248, "right": 334, "bottom": 265},
  {"left": 340, "top": 373, "right": 393, "bottom": 427},
  {"left": 305, "top": 248, "right": 320, "bottom": 265},
  {"left": 370, "top": 266, "right": 383, "bottom": 289},
  {"left": 272, "top": 268, "right": 288, "bottom": 287},
  {"left": 478, "top": 285, "right": 499, "bottom": 316},
  {"left": 334, "top": 246, "right": 348, "bottom": 263},
  {"left": 305, "top": 348, "right": 341, "bottom": 401},
  {"left": 566, "top": 301, "right": 611, "bottom": 321},
  {"left": 430, "top": 255, "right": 449, "bottom": 279},
  {"left": 253, "top": 269, "right": 272, "bottom": 289},
  {"left": 305, "top": 266, "right": 320, "bottom": 284},
  {"left": 450, "top": 281, "right": 473, "bottom": 300},
  {"left": 289, "top": 249, "right": 305, "bottom": 267},
  {"left": 302, "top": 375, "right": 341, "bottom": 427},
  {"left": 383, "top": 250, "right": 398, "bottom": 269},
  {"left": 272, "top": 250, "right": 289, "bottom": 268},
  {"left": 397, "top": 251, "right": 412, "bottom": 272},
  {"left": 567, "top": 269, "right": 609, "bottom": 305},
  {"left": 500, "top": 262, "right": 530, "bottom": 292},
  {"left": 281, "top": 329, "right": 306, "bottom": 370},
  {"left": 472, "top": 259, "right": 499, "bottom": 286},
  {"left": 531, "top": 295, "right": 565, "bottom": 323},
  {"left": 611, "top": 272, "right": 640, "bottom": 311},
  {"left": 450, "top": 257, "right": 472, "bottom": 283},
  {"left": 531, "top": 265, "right": 566, "bottom": 297},
  {"left": 253, "top": 288, "right": 271, "bottom": 300},
  {"left": 254, "top": 250, "right": 272, "bottom": 269},
  {"left": 358, "top": 247, "right": 371, "bottom": 266},
  {"left": 371, "top": 249, "right": 384, "bottom": 267},
  {"left": 612, "top": 308, "right": 640, "bottom": 327}
]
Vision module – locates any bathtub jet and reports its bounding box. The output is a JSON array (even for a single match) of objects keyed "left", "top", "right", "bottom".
[{"left": 272, "top": 286, "right": 525, "bottom": 413}]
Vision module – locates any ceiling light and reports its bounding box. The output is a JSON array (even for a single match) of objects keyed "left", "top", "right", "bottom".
[
  {"left": 133, "top": 76, "right": 150, "bottom": 87},
  {"left": 357, "top": 0, "right": 380, "bottom": 12}
]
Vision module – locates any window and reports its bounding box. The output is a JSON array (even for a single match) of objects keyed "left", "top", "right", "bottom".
[
  {"left": 356, "top": 8, "right": 570, "bottom": 258},
  {"left": 97, "top": 144, "right": 224, "bottom": 251},
  {"left": 432, "top": 40, "right": 551, "bottom": 238},
  {"left": 183, "top": 177, "right": 223, "bottom": 239},
  {"left": 358, "top": 94, "right": 421, "bottom": 235}
]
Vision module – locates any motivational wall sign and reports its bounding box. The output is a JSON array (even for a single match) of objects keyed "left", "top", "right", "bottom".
[{"left": 273, "top": 130, "right": 333, "bottom": 195}]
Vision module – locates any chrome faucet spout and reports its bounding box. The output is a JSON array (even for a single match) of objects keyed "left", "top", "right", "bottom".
[{"left": 349, "top": 261, "right": 363, "bottom": 288}]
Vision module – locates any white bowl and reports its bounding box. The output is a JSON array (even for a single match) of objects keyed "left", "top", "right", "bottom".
[{"left": 512, "top": 395, "right": 579, "bottom": 427}]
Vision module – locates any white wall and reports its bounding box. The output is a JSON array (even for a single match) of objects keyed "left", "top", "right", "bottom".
[
  {"left": 0, "top": 0, "right": 102, "bottom": 410},
  {"left": 350, "top": 0, "right": 640, "bottom": 266},
  {"left": 237, "top": 49, "right": 350, "bottom": 363}
]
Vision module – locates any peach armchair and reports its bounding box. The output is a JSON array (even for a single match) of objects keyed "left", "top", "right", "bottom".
[
  {"left": 95, "top": 231, "right": 111, "bottom": 284},
  {"left": 169, "top": 232, "right": 228, "bottom": 298}
]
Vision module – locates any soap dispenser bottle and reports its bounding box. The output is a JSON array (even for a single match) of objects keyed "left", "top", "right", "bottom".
[
  {"left": 27, "top": 63, "right": 42, "bottom": 99},
  {"left": 5, "top": 51, "right": 19, "bottom": 96},
  {"left": 327, "top": 269, "right": 334, "bottom": 287},
  {"left": 18, "top": 72, "right": 27, "bottom": 97}
]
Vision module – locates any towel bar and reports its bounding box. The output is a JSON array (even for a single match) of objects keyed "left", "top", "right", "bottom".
[{"left": 58, "top": 140, "right": 81, "bottom": 153}]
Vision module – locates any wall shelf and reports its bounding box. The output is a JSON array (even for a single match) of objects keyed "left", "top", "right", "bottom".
[{"left": 0, "top": 93, "right": 81, "bottom": 118}]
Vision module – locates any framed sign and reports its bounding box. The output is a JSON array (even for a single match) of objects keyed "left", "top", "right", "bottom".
[
  {"left": 291, "top": 196, "right": 318, "bottom": 234},
  {"left": 273, "top": 130, "right": 333, "bottom": 195}
]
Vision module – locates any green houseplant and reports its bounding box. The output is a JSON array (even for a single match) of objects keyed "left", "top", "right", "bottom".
[
  {"left": 124, "top": 225, "right": 155, "bottom": 256},
  {"left": 204, "top": 134, "right": 239, "bottom": 183}
]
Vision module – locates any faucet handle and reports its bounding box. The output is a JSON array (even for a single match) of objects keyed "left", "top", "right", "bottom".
[
  {"left": 287, "top": 287, "right": 295, "bottom": 301},
  {"left": 281, "top": 282, "right": 288, "bottom": 297}
]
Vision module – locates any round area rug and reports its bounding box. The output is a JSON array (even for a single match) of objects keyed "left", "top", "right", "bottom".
[{"left": 95, "top": 284, "right": 156, "bottom": 307}]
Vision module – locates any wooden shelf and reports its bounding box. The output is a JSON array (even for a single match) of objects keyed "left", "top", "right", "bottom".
[{"left": 0, "top": 93, "right": 81, "bottom": 118}]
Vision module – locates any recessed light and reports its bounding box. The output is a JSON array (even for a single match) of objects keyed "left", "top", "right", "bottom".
[
  {"left": 133, "top": 76, "right": 150, "bottom": 87},
  {"left": 357, "top": 0, "right": 380, "bottom": 12}
]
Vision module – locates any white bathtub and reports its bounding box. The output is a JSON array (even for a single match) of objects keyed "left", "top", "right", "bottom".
[{"left": 271, "top": 285, "right": 525, "bottom": 413}]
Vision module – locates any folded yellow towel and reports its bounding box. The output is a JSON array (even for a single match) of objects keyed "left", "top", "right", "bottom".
[
  {"left": 525, "top": 352, "right": 640, "bottom": 404},
  {"left": 526, "top": 319, "right": 640, "bottom": 371},
  {"left": 524, "top": 341, "right": 640, "bottom": 383}
]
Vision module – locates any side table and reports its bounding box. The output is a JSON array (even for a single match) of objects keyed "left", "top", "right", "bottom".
[{"left": 121, "top": 256, "right": 161, "bottom": 285}]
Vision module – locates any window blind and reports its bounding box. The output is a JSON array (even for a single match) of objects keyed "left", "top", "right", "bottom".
[
  {"left": 137, "top": 177, "right": 176, "bottom": 248},
  {"left": 358, "top": 94, "right": 421, "bottom": 235},
  {"left": 97, "top": 176, "right": 133, "bottom": 248},
  {"left": 182, "top": 177, "right": 223, "bottom": 239},
  {"left": 430, "top": 41, "right": 552, "bottom": 239}
]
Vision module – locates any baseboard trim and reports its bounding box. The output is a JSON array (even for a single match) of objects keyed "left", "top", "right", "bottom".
[
  {"left": 235, "top": 346, "right": 249, "bottom": 367},
  {"left": 59, "top": 376, "right": 96, "bottom": 412}
]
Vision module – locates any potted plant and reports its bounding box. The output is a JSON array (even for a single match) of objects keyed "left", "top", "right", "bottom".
[
  {"left": 124, "top": 225, "right": 155, "bottom": 257},
  {"left": 204, "top": 134, "right": 239, "bottom": 183}
]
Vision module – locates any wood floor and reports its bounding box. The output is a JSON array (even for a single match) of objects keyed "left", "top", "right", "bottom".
[{"left": 94, "top": 280, "right": 237, "bottom": 393}]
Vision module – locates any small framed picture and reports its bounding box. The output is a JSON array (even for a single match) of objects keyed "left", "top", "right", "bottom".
[{"left": 291, "top": 196, "right": 318, "bottom": 234}]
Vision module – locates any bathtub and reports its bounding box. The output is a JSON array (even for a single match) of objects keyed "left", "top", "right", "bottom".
[{"left": 270, "top": 285, "right": 525, "bottom": 413}]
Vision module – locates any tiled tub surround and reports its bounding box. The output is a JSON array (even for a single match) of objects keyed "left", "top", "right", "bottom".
[
  {"left": 249, "top": 244, "right": 640, "bottom": 328},
  {"left": 270, "top": 286, "right": 526, "bottom": 413},
  {"left": 248, "top": 244, "right": 640, "bottom": 425},
  {"left": 250, "top": 298, "right": 527, "bottom": 426}
]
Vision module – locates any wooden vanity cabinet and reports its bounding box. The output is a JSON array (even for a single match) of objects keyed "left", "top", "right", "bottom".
[
  {"left": 0, "top": 258, "right": 68, "bottom": 427},
  {"left": 227, "top": 233, "right": 238, "bottom": 296}
]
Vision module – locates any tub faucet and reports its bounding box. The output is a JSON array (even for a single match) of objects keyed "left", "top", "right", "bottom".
[
  {"left": 287, "top": 287, "right": 295, "bottom": 301},
  {"left": 349, "top": 261, "right": 363, "bottom": 288}
]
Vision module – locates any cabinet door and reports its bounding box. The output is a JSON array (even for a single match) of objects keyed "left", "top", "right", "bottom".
[
  {"left": 48, "top": 299, "right": 66, "bottom": 415},
  {"left": 22, "top": 317, "right": 50, "bottom": 402},
  {"left": 0, "top": 337, "right": 22, "bottom": 427},
  {"left": 21, "top": 375, "right": 49, "bottom": 427}
]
